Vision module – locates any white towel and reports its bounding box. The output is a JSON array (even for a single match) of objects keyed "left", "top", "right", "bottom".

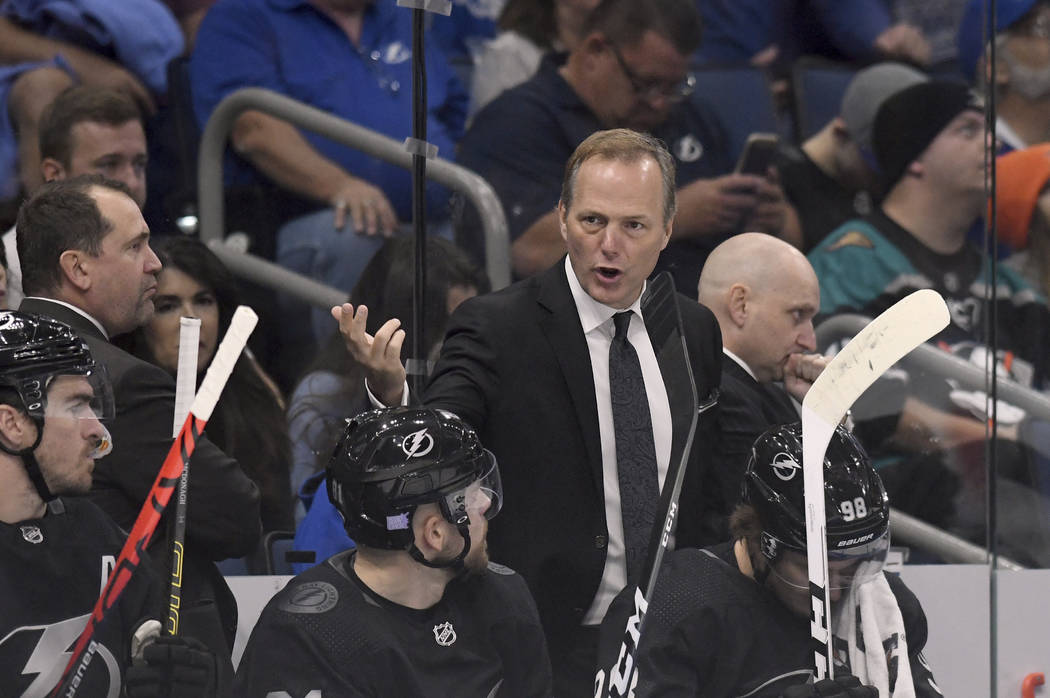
[{"left": 833, "top": 565, "right": 915, "bottom": 698}]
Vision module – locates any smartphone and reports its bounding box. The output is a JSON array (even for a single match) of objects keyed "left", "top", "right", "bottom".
[{"left": 734, "top": 133, "right": 780, "bottom": 176}]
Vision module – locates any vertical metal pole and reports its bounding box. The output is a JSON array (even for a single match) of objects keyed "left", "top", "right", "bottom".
[{"left": 410, "top": 7, "right": 429, "bottom": 399}]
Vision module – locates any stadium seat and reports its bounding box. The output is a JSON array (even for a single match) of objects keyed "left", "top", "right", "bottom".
[
  {"left": 690, "top": 65, "right": 782, "bottom": 163},
  {"left": 263, "top": 530, "right": 315, "bottom": 576},
  {"left": 792, "top": 57, "right": 856, "bottom": 142}
]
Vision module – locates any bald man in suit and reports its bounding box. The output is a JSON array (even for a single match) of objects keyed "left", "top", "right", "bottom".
[{"left": 696, "top": 233, "right": 826, "bottom": 541}]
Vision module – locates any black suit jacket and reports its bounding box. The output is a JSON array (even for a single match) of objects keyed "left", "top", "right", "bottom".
[
  {"left": 703, "top": 355, "right": 799, "bottom": 541},
  {"left": 424, "top": 262, "right": 721, "bottom": 656},
  {"left": 19, "top": 298, "right": 261, "bottom": 670}
]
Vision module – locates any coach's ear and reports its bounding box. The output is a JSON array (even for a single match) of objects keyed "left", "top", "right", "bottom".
[
  {"left": 727, "top": 283, "right": 750, "bottom": 328},
  {"left": 59, "top": 249, "right": 92, "bottom": 292},
  {"left": 0, "top": 403, "right": 35, "bottom": 452}
]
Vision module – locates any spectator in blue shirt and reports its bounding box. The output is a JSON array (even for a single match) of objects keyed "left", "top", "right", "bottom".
[{"left": 190, "top": 0, "right": 468, "bottom": 335}]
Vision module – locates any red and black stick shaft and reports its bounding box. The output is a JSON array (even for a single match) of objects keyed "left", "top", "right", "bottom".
[{"left": 49, "top": 307, "right": 257, "bottom": 697}]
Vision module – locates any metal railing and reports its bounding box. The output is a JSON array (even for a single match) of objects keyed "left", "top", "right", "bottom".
[
  {"left": 817, "top": 314, "right": 1050, "bottom": 423},
  {"left": 817, "top": 313, "right": 1047, "bottom": 569},
  {"left": 891, "top": 508, "right": 1024, "bottom": 570},
  {"left": 197, "top": 87, "right": 511, "bottom": 309}
]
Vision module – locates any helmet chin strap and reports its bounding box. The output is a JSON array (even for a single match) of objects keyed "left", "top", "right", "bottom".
[
  {"left": 0, "top": 416, "right": 60, "bottom": 511},
  {"left": 408, "top": 523, "right": 472, "bottom": 572}
]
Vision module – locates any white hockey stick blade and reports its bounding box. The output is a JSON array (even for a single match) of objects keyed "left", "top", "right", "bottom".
[
  {"left": 800, "top": 289, "right": 949, "bottom": 679},
  {"left": 804, "top": 288, "right": 950, "bottom": 425},
  {"left": 190, "top": 306, "right": 257, "bottom": 421},
  {"left": 173, "top": 317, "right": 201, "bottom": 438}
]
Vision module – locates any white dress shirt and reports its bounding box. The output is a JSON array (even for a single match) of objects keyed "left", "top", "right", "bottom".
[
  {"left": 368, "top": 258, "right": 675, "bottom": 624},
  {"left": 563, "top": 258, "right": 673, "bottom": 624}
]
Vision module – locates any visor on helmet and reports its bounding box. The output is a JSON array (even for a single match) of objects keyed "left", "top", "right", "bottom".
[
  {"left": 441, "top": 451, "right": 502, "bottom": 526},
  {"left": 767, "top": 528, "right": 891, "bottom": 591},
  {"left": 37, "top": 371, "right": 115, "bottom": 462},
  {"left": 23, "top": 366, "right": 114, "bottom": 423}
]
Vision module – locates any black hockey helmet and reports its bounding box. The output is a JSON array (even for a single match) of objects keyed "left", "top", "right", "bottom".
[
  {"left": 0, "top": 311, "right": 113, "bottom": 503},
  {"left": 743, "top": 422, "right": 890, "bottom": 585},
  {"left": 327, "top": 407, "right": 502, "bottom": 568}
]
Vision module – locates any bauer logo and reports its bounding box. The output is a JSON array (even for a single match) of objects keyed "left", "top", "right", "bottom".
[
  {"left": 836, "top": 532, "right": 876, "bottom": 548},
  {"left": 433, "top": 621, "right": 457, "bottom": 646},
  {"left": 20, "top": 525, "right": 43, "bottom": 544},
  {"left": 401, "top": 428, "right": 435, "bottom": 458},
  {"left": 771, "top": 452, "right": 801, "bottom": 481}
]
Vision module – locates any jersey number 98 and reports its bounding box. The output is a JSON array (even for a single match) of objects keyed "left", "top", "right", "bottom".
[{"left": 839, "top": 497, "right": 867, "bottom": 521}]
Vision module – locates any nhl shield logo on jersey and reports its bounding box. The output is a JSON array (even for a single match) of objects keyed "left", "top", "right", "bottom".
[
  {"left": 20, "top": 524, "right": 43, "bottom": 544},
  {"left": 432, "top": 621, "right": 457, "bottom": 646}
]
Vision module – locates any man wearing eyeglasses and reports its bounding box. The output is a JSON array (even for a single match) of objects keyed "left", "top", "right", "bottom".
[
  {"left": 458, "top": 0, "right": 801, "bottom": 293},
  {"left": 958, "top": 0, "right": 1050, "bottom": 153}
]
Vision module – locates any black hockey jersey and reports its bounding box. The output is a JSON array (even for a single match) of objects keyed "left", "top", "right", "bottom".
[
  {"left": 597, "top": 544, "right": 942, "bottom": 697},
  {"left": 0, "top": 498, "right": 162, "bottom": 697},
  {"left": 232, "top": 551, "right": 552, "bottom": 697}
]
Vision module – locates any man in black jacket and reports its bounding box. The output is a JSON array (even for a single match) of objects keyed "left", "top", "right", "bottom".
[
  {"left": 14, "top": 174, "right": 261, "bottom": 691},
  {"left": 337, "top": 128, "right": 722, "bottom": 695},
  {"left": 598, "top": 423, "right": 942, "bottom": 697},
  {"left": 696, "top": 232, "right": 826, "bottom": 541}
]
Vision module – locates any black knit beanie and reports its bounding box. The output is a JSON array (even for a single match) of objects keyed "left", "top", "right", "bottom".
[{"left": 872, "top": 80, "right": 984, "bottom": 189}]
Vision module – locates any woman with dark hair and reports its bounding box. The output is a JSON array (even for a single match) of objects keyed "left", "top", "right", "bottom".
[
  {"left": 287, "top": 235, "right": 489, "bottom": 508},
  {"left": 287, "top": 237, "right": 487, "bottom": 572},
  {"left": 119, "top": 235, "right": 294, "bottom": 533}
]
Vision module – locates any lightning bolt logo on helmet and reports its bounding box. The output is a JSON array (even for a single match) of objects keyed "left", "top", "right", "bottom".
[
  {"left": 401, "top": 428, "right": 435, "bottom": 458},
  {"left": 771, "top": 452, "right": 801, "bottom": 481}
]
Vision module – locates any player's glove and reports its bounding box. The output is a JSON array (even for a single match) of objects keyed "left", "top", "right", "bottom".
[
  {"left": 125, "top": 635, "right": 217, "bottom": 698},
  {"left": 781, "top": 674, "right": 879, "bottom": 697}
]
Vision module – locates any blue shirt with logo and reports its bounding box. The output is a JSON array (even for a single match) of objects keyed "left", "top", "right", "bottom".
[{"left": 190, "top": 0, "right": 469, "bottom": 221}]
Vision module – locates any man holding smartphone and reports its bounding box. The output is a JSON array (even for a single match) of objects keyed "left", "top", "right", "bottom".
[{"left": 458, "top": 0, "right": 800, "bottom": 296}]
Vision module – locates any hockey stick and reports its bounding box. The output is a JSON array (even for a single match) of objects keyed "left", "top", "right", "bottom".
[
  {"left": 167, "top": 317, "right": 201, "bottom": 637},
  {"left": 595, "top": 272, "right": 718, "bottom": 698},
  {"left": 801, "top": 289, "right": 948, "bottom": 680},
  {"left": 49, "top": 306, "right": 257, "bottom": 698}
]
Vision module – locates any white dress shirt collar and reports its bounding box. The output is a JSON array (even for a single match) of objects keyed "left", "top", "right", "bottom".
[
  {"left": 23, "top": 297, "right": 108, "bottom": 339},
  {"left": 722, "top": 347, "right": 757, "bottom": 381},
  {"left": 563, "top": 256, "right": 645, "bottom": 335}
]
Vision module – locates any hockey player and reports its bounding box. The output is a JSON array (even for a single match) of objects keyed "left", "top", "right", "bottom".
[
  {"left": 233, "top": 407, "right": 553, "bottom": 697},
  {"left": 0, "top": 310, "right": 216, "bottom": 697},
  {"left": 598, "top": 422, "right": 942, "bottom": 697}
]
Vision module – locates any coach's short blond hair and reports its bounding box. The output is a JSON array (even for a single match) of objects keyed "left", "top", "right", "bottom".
[{"left": 560, "top": 129, "right": 677, "bottom": 225}]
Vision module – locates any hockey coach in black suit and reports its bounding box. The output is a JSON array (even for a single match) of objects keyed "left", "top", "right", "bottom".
[
  {"left": 336, "top": 128, "right": 722, "bottom": 695},
  {"left": 15, "top": 175, "right": 261, "bottom": 691}
]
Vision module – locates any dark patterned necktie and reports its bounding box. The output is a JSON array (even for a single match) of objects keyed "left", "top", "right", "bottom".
[{"left": 609, "top": 311, "right": 659, "bottom": 584}]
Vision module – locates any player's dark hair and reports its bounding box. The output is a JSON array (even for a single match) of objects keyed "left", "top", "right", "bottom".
[
  {"left": 116, "top": 236, "right": 294, "bottom": 531},
  {"left": 582, "top": 0, "right": 702, "bottom": 57},
  {"left": 17, "top": 174, "right": 134, "bottom": 296},
  {"left": 39, "top": 86, "right": 144, "bottom": 167},
  {"left": 0, "top": 386, "right": 23, "bottom": 413}
]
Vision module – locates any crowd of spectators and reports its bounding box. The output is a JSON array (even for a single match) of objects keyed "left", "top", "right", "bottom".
[{"left": 3, "top": 0, "right": 1050, "bottom": 691}]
